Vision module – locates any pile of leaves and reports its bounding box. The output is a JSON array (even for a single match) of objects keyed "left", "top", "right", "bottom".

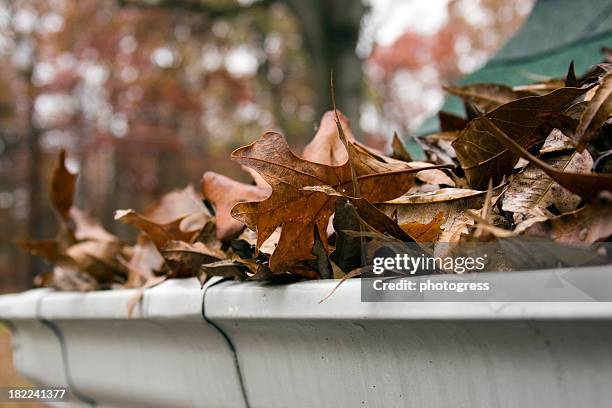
[{"left": 23, "top": 60, "right": 612, "bottom": 303}]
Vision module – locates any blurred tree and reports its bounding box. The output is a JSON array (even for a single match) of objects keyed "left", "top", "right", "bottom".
[
  {"left": 132, "top": 0, "right": 367, "bottom": 125},
  {"left": 0, "top": 0, "right": 533, "bottom": 293},
  {"left": 0, "top": 0, "right": 317, "bottom": 290},
  {"left": 282, "top": 0, "right": 366, "bottom": 123}
]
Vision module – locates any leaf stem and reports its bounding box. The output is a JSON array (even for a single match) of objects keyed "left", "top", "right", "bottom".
[{"left": 331, "top": 71, "right": 361, "bottom": 198}]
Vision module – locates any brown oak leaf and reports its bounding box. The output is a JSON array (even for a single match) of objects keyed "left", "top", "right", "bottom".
[{"left": 230, "top": 132, "right": 434, "bottom": 272}]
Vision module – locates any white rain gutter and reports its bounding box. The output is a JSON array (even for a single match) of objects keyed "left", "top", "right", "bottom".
[{"left": 1, "top": 266, "right": 612, "bottom": 408}]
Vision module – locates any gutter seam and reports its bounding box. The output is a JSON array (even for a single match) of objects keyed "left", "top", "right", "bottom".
[
  {"left": 35, "top": 296, "right": 97, "bottom": 407},
  {"left": 202, "top": 278, "right": 251, "bottom": 408}
]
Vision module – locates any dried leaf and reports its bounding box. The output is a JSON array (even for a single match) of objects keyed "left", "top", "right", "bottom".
[
  {"left": 522, "top": 203, "right": 612, "bottom": 245},
  {"left": 242, "top": 165, "right": 271, "bottom": 190},
  {"left": 70, "top": 208, "right": 118, "bottom": 243},
  {"left": 160, "top": 240, "right": 224, "bottom": 277},
  {"left": 143, "top": 185, "right": 209, "bottom": 224},
  {"left": 382, "top": 187, "right": 489, "bottom": 204},
  {"left": 452, "top": 87, "right": 590, "bottom": 189},
  {"left": 199, "top": 259, "right": 247, "bottom": 282},
  {"left": 49, "top": 266, "right": 99, "bottom": 291},
  {"left": 438, "top": 111, "right": 469, "bottom": 131},
  {"left": 65, "top": 240, "right": 127, "bottom": 283},
  {"left": 565, "top": 61, "right": 578, "bottom": 87},
  {"left": 120, "top": 236, "right": 164, "bottom": 287},
  {"left": 303, "top": 110, "right": 355, "bottom": 165},
  {"left": 19, "top": 240, "right": 73, "bottom": 266},
  {"left": 390, "top": 132, "right": 413, "bottom": 162},
  {"left": 115, "top": 209, "right": 197, "bottom": 248},
  {"left": 539, "top": 128, "right": 575, "bottom": 154},
  {"left": 418, "top": 131, "right": 459, "bottom": 165},
  {"left": 574, "top": 72, "right": 612, "bottom": 150},
  {"left": 201, "top": 171, "right": 270, "bottom": 241},
  {"left": 50, "top": 149, "right": 77, "bottom": 221},
  {"left": 331, "top": 262, "right": 346, "bottom": 279},
  {"left": 480, "top": 113, "right": 612, "bottom": 201},
  {"left": 502, "top": 149, "right": 593, "bottom": 221},
  {"left": 318, "top": 267, "right": 364, "bottom": 303},
  {"left": 444, "top": 83, "right": 531, "bottom": 113},
  {"left": 411, "top": 162, "right": 455, "bottom": 187},
  {"left": 21, "top": 238, "right": 127, "bottom": 285},
  {"left": 127, "top": 275, "right": 168, "bottom": 318},
  {"left": 231, "top": 132, "right": 429, "bottom": 272},
  {"left": 311, "top": 226, "right": 332, "bottom": 279},
  {"left": 330, "top": 198, "right": 366, "bottom": 272},
  {"left": 379, "top": 188, "right": 491, "bottom": 243},
  {"left": 399, "top": 212, "right": 444, "bottom": 242}
]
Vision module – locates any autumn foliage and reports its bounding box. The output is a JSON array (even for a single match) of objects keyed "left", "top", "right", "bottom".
[{"left": 21, "top": 60, "right": 612, "bottom": 304}]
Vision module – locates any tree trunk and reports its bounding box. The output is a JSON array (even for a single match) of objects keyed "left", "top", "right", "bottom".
[
  {"left": 25, "top": 73, "right": 43, "bottom": 284},
  {"left": 283, "top": 0, "right": 366, "bottom": 128}
]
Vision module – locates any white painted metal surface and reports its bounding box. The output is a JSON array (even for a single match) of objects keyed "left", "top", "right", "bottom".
[
  {"left": 1, "top": 278, "right": 247, "bottom": 408},
  {"left": 1, "top": 267, "right": 611, "bottom": 408},
  {"left": 0, "top": 289, "right": 83, "bottom": 407},
  {"left": 205, "top": 267, "right": 612, "bottom": 408}
]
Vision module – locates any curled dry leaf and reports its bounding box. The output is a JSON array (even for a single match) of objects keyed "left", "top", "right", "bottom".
[
  {"left": 502, "top": 149, "right": 593, "bottom": 221},
  {"left": 301, "top": 184, "right": 412, "bottom": 241},
  {"left": 329, "top": 197, "right": 409, "bottom": 273},
  {"left": 388, "top": 203, "right": 472, "bottom": 244},
  {"left": 522, "top": 203, "right": 612, "bottom": 246},
  {"left": 410, "top": 161, "right": 455, "bottom": 186},
  {"left": 201, "top": 171, "right": 270, "bottom": 241},
  {"left": 418, "top": 131, "right": 459, "bottom": 166},
  {"left": 382, "top": 187, "right": 489, "bottom": 204},
  {"left": 199, "top": 259, "right": 247, "bottom": 282},
  {"left": 480, "top": 113, "right": 612, "bottom": 201},
  {"left": 303, "top": 110, "right": 355, "bottom": 165},
  {"left": 438, "top": 111, "right": 469, "bottom": 132},
  {"left": 65, "top": 240, "right": 127, "bottom": 283},
  {"left": 20, "top": 240, "right": 74, "bottom": 268},
  {"left": 311, "top": 227, "right": 332, "bottom": 279},
  {"left": 50, "top": 266, "right": 99, "bottom": 291},
  {"left": 114, "top": 209, "right": 198, "bottom": 248},
  {"left": 573, "top": 72, "right": 612, "bottom": 150},
  {"left": 330, "top": 198, "right": 366, "bottom": 273},
  {"left": 444, "top": 83, "right": 531, "bottom": 113},
  {"left": 120, "top": 235, "right": 165, "bottom": 288},
  {"left": 70, "top": 208, "right": 118, "bottom": 243},
  {"left": 452, "top": 87, "right": 590, "bottom": 189},
  {"left": 539, "top": 128, "right": 576, "bottom": 154},
  {"left": 379, "top": 187, "right": 493, "bottom": 244},
  {"left": 50, "top": 149, "right": 77, "bottom": 221},
  {"left": 22, "top": 150, "right": 129, "bottom": 288},
  {"left": 390, "top": 133, "right": 413, "bottom": 162},
  {"left": 143, "top": 185, "right": 209, "bottom": 225},
  {"left": 161, "top": 240, "right": 225, "bottom": 278},
  {"left": 113, "top": 184, "right": 226, "bottom": 282}
]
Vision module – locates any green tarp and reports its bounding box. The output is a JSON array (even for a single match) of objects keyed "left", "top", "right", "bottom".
[{"left": 417, "top": 0, "right": 612, "bottom": 135}]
